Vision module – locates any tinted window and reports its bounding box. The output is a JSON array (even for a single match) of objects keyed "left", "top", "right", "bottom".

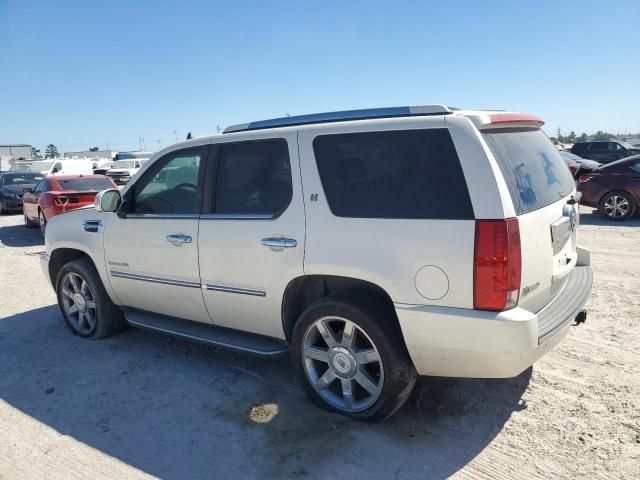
[
  {"left": 589, "top": 142, "right": 607, "bottom": 150},
  {"left": 55, "top": 178, "right": 114, "bottom": 191},
  {"left": 132, "top": 147, "right": 204, "bottom": 214},
  {"left": 571, "top": 143, "right": 587, "bottom": 152},
  {"left": 313, "top": 129, "right": 473, "bottom": 219},
  {"left": 34, "top": 180, "right": 48, "bottom": 193},
  {"left": 482, "top": 129, "right": 575, "bottom": 215},
  {"left": 215, "top": 139, "right": 292, "bottom": 215},
  {"left": 1, "top": 173, "right": 43, "bottom": 185}
]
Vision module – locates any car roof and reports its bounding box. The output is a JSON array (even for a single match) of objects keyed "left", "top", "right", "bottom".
[{"left": 600, "top": 154, "right": 640, "bottom": 169}]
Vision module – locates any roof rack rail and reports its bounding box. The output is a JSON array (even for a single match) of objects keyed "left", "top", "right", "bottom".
[{"left": 223, "top": 105, "right": 453, "bottom": 134}]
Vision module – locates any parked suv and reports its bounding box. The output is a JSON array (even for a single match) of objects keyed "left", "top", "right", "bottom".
[
  {"left": 570, "top": 140, "right": 640, "bottom": 164},
  {"left": 40, "top": 105, "right": 593, "bottom": 420}
]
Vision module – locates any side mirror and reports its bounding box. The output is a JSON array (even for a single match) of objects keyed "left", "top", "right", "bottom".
[
  {"left": 23, "top": 187, "right": 33, "bottom": 194},
  {"left": 95, "top": 188, "right": 122, "bottom": 213}
]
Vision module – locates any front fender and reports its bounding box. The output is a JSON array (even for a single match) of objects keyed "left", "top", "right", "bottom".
[{"left": 45, "top": 208, "right": 121, "bottom": 304}]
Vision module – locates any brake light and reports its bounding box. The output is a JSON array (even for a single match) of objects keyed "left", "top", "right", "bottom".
[
  {"left": 488, "top": 113, "right": 545, "bottom": 126},
  {"left": 474, "top": 218, "right": 521, "bottom": 311},
  {"left": 578, "top": 174, "right": 594, "bottom": 183}
]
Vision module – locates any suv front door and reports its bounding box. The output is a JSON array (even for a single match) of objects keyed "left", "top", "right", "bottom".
[
  {"left": 104, "top": 144, "right": 211, "bottom": 323},
  {"left": 197, "top": 133, "right": 305, "bottom": 339}
]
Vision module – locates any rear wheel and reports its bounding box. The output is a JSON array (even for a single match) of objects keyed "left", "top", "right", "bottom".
[
  {"left": 23, "top": 209, "right": 36, "bottom": 227},
  {"left": 292, "top": 295, "right": 416, "bottom": 421},
  {"left": 38, "top": 209, "right": 47, "bottom": 237},
  {"left": 600, "top": 191, "right": 636, "bottom": 221},
  {"left": 56, "top": 258, "right": 126, "bottom": 339}
]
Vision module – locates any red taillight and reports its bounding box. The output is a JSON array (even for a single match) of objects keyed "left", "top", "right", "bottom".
[
  {"left": 578, "top": 174, "right": 594, "bottom": 183},
  {"left": 474, "top": 218, "right": 521, "bottom": 311}
]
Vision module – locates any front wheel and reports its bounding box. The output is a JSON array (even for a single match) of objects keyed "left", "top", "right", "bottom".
[
  {"left": 292, "top": 295, "right": 416, "bottom": 421},
  {"left": 56, "top": 258, "right": 126, "bottom": 339},
  {"left": 600, "top": 191, "right": 636, "bottom": 221}
]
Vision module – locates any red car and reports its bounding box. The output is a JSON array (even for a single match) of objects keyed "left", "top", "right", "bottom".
[
  {"left": 22, "top": 175, "right": 116, "bottom": 236},
  {"left": 578, "top": 155, "right": 640, "bottom": 221}
]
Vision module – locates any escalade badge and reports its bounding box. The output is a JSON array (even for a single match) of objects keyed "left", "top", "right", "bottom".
[{"left": 108, "top": 261, "right": 130, "bottom": 268}]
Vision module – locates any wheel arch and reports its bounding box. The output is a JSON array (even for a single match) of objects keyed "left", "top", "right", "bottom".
[
  {"left": 281, "top": 274, "right": 402, "bottom": 343},
  {"left": 48, "top": 248, "right": 94, "bottom": 287}
]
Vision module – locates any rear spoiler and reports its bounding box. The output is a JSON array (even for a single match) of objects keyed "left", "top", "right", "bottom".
[{"left": 462, "top": 112, "right": 545, "bottom": 130}]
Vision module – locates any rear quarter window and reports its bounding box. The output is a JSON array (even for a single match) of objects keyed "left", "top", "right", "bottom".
[
  {"left": 313, "top": 129, "right": 474, "bottom": 219},
  {"left": 482, "top": 129, "right": 575, "bottom": 215}
]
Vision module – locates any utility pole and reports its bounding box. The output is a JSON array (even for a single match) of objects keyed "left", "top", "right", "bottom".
[
  {"left": 216, "top": 125, "right": 221, "bottom": 134},
  {"left": 156, "top": 139, "right": 162, "bottom": 149},
  {"left": 173, "top": 130, "right": 178, "bottom": 143}
]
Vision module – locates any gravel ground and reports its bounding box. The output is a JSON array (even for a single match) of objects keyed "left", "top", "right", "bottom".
[{"left": 0, "top": 207, "right": 639, "bottom": 480}]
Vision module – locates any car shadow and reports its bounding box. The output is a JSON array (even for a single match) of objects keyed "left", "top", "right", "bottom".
[
  {"left": 0, "top": 306, "right": 531, "bottom": 480},
  {"left": 579, "top": 207, "right": 640, "bottom": 227},
  {"left": 0, "top": 221, "right": 43, "bottom": 247}
]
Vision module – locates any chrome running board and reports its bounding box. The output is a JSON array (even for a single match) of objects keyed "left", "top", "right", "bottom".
[{"left": 124, "top": 310, "right": 289, "bottom": 356}]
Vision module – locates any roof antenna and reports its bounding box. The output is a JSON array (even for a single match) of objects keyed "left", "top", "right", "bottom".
[{"left": 186, "top": 132, "right": 192, "bottom": 140}]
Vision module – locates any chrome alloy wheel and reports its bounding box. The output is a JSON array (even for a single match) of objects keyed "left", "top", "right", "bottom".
[
  {"left": 61, "top": 272, "right": 97, "bottom": 334},
  {"left": 603, "top": 195, "right": 630, "bottom": 218},
  {"left": 302, "top": 316, "right": 384, "bottom": 412}
]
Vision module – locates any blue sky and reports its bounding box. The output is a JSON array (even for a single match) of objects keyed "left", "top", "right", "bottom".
[{"left": 1, "top": 0, "right": 639, "bottom": 153}]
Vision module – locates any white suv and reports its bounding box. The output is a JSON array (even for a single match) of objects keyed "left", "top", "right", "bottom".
[{"left": 40, "top": 105, "right": 593, "bottom": 420}]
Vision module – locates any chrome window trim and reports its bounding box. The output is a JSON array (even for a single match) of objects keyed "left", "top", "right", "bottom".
[
  {"left": 125, "top": 213, "right": 200, "bottom": 219},
  {"left": 204, "top": 283, "right": 266, "bottom": 297},
  {"left": 200, "top": 213, "right": 274, "bottom": 220},
  {"left": 110, "top": 270, "right": 201, "bottom": 288}
]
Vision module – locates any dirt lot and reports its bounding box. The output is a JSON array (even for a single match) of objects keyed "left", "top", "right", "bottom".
[{"left": 0, "top": 208, "right": 639, "bottom": 480}]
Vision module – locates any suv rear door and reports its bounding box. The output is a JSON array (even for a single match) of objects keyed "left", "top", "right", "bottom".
[
  {"left": 197, "top": 132, "right": 305, "bottom": 339},
  {"left": 481, "top": 128, "right": 579, "bottom": 316}
]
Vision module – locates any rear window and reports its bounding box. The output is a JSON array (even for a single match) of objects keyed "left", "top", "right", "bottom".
[
  {"left": 482, "top": 129, "right": 575, "bottom": 215},
  {"left": 55, "top": 178, "right": 113, "bottom": 191},
  {"left": 313, "top": 129, "right": 474, "bottom": 219}
]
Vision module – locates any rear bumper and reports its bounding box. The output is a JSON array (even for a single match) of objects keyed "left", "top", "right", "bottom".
[{"left": 396, "top": 262, "right": 593, "bottom": 379}]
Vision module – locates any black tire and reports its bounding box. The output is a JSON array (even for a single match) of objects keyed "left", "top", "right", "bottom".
[
  {"left": 55, "top": 258, "right": 127, "bottom": 339},
  {"left": 38, "top": 209, "right": 47, "bottom": 238},
  {"left": 599, "top": 191, "right": 636, "bottom": 221},
  {"left": 291, "top": 294, "right": 417, "bottom": 421},
  {"left": 23, "top": 209, "right": 36, "bottom": 228}
]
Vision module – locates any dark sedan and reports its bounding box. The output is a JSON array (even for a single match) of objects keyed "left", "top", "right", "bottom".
[
  {"left": 578, "top": 155, "right": 640, "bottom": 221},
  {"left": 0, "top": 172, "right": 44, "bottom": 214}
]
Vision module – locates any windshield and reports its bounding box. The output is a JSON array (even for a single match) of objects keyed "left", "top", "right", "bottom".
[
  {"left": 618, "top": 141, "right": 636, "bottom": 149},
  {"left": 29, "top": 161, "right": 54, "bottom": 172},
  {"left": 1, "top": 173, "right": 44, "bottom": 185},
  {"left": 111, "top": 160, "right": 138, "bottom": 169},
  {"left": 115, "top": 153, "right": 134, "bottom": 161},
  {"left": 482, "top": 128, "right": 576, "bottom": 215},
  {"left": 55, "top": 178, "right": 114, "bottom": 191}
]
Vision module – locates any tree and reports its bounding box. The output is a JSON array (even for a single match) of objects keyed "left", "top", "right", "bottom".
[
  {"left": 31, "top": 147, "right": 42, "bottom": 159},
  {"left": 592, "top": 131, "right": 614, "bottom": 141},
  {"left": 89, "top": 146, "right": 99, "bottom": 152},
  {"left": 568, "top": 131, "right": 576, "bottom": 142},
  {"left": 577, "top": 133, "right": 588, "bottom": 142},
  {"left": 44, "top": 144, "right": 59, "bottom": 158}
]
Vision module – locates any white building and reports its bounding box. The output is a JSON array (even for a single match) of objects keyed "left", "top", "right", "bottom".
[{"left": 0, "top": 144, "right": 32, "bottom": 160}]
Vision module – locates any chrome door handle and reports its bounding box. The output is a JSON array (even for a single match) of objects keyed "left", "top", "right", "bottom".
[
  {"left": 261, "top": 237, "right": 297, "bottom": 248},
  {"left": 165, "top": 234, "right": 192, "bottom": 244}
]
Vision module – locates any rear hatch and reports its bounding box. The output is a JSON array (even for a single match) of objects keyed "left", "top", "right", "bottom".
[{"left": 481, "top": 128, "right": 579, "bottom": 315}]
